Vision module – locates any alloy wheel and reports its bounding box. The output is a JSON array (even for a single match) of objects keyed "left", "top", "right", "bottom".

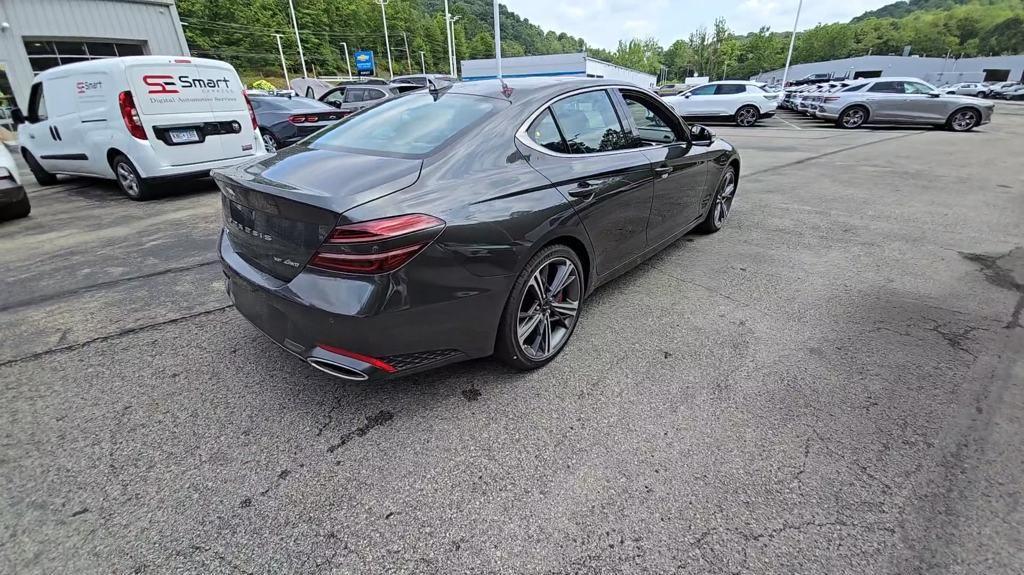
[
  {"left": 516, "top": 257, "right": 581, "bottom": 361},
  {"left": 262, "top": 133, "right": 278, "bottom": 153},
  {"left": 951, "top": 110, "right": 977, "bottom": 131},
  {"left": 116, "top": 163, "right": 139, "bottom": 197},
  {"left": 842, "top": 108, "right": 866, "bottom": 128},
  {"left": 713, "top": 170, "right": 737, "bottom": 227},
  {"left": 736, "top": 107, "right": 758, "bottom": 127}
]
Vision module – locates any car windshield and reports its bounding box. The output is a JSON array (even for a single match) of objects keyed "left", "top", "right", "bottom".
[{"left": 309, "top": 93, "right": 504, "bottom": 158}]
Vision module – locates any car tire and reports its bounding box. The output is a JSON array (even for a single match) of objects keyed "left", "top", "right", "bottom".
[
  {"left": 734, "top": 105, "right": 759, "bottom": 127},
  {"left": 976, "top": 92, "right": 985, "bottom": 98},
  {"left": 696, "top": 166, "right": 737, "bottom": 234},
  {"left": 0, "top": 193, "right": 31, "bottom": 221},
  {"left": 22, "top": 149, "right": 58, "bottom": 186},
  {"left": 837, "top": 106, "right": 868, "bottom": 129},
  {"left": 260, "top": 130, "right": 280, "bottom": 153},
  {"left": 946, "top": 108, "right": 980, "bottom": 132},
  {"left": 495, "top": 244, "right": 584, "bottom": 371},
  {"left": 112, "top": 154, "right": 157, "bottom": 201}
]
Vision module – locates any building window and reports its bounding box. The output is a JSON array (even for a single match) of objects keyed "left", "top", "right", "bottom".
[{"left": 23, "top": 40, "right": 147, "bottom": 74}]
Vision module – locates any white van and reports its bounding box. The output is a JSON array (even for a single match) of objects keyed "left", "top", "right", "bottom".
[{"left": 14, "top": 56, "right": 266, "bottom": 200}]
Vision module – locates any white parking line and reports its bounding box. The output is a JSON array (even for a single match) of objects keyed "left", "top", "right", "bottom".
[{"left": 778, "top": 116, "right": 803, "bottom": 130}]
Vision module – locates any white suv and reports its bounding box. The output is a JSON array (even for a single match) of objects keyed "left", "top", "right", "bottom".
[{"left": 663, "top": 81, "right": 780, "bottom": 126}]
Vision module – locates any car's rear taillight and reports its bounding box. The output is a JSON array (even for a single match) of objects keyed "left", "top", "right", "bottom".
[
  {"left": 118, "top": 91, "right": 147, "bottom": 140},
  {"left": 306, "top": 115, "right": 319, "bottom": 123},
  {"left": 309, "top": 214, "right": 445, "bottom": 274},
  {"left": 243, "top": 92, "right": 258, "bottom": 129},
  {"left": 289, "top": 115, "right": 307, "bottom": 124}
]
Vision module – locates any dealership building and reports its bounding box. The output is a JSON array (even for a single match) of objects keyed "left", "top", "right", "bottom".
[
  {"left": 461, "top": 53, "right": 658, "bottom": 89},
  {"left": 751, "top": 54, "right": 1024, "bottom": 86},
  {"left": 0, "top": 0, "right": 190, "bottom": 110}
]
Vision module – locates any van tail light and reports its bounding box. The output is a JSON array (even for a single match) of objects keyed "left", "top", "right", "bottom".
[
  {"left": 118, "top": 91, "right": 147, "bottom": 140},
  {"left": 309, "top": 214, "right": 445, "bottom": 274},
  {"left": 823, "top": 96, "right": 840, "bottom": 103},
  {"left": 243, "top": 92, "right": 258, "bottom": 129},
  {"left": 289, "top": 115, "right": 307, "bottom": 124}
]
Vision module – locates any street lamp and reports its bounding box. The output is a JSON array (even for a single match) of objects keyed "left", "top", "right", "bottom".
[
  {"left": 402, "top": 32, "right": 412, "bottom": 73},
  {"left": 419, "top": 50, "right": 426, "bottom": 74},
  {"left": 780, "top": 0, "right": 803, "bottom": 88},
  {"left": 443, "top": 0, "right": 454, "bottom": 76},
  {"left": 273, "top": 33, "right": 290, "bottom": 86},
  {"left": 340, "top": 42, "right": 352, "bottom": 79},
  {"left": 377, "top": 0, "right": 394, "bottom": 79},
  {"left": 287, "top": 0, "right": 308, "bottom": 78},
  {"left": 448, "top": 15, "right": 461, "bottom": 76}
]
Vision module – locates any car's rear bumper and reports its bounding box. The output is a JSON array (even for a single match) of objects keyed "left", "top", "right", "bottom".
[
  {"left": 0, "top": 179, "right": 26, "bottom": 205},
  {"left": 220, "top": 231, "right": 511, "bottom": 380}
]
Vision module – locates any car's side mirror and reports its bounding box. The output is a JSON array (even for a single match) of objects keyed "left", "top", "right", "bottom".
[
  {"left": 683, "top": 93, "right": 692, "bottom": 99},
  {"left": 10, "top": 108, "right": 25, "bottom": 125},
  {"left": 927, "top": 91, "right": 942, "bottom": 98},
  {"left": 691, "top": 124, "right": 715, "bottom": 146}
]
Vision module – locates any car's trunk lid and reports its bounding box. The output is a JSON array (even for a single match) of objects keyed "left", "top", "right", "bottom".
[{"left": 215, "top": 146, "right": 422, "bottom": 281}]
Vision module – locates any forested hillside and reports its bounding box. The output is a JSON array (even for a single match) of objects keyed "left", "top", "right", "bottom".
[{"left": 176, "top": 0, "right": 1024, "bottom": 86}]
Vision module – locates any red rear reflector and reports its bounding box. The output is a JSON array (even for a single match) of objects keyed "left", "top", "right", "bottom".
[
  {"left": 118, "top": 91, "right": 147, "bottom": 140},
  {"left": 317, "top": 344, "right": 396, "bottom": 373},
  {"left": 325, "top": 214, "right": 443, "bottom": 244}
]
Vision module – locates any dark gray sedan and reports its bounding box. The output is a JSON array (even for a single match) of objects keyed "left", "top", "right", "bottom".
[
  {"left": 249, "top": 96, "right": 343, "bottom": 153},
  {"left": 214, "top": 78, "right": 740, "bottom": 380}
]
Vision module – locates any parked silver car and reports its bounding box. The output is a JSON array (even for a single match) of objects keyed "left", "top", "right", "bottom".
[
  {"left": 940, "top": 82, "right": 988, "bottom": 97},
  {"left": 815, "top": 77, "right": 995, "bottom": 131}
]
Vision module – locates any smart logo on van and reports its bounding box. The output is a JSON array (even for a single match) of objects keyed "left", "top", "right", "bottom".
[
  {"left": 76, "top": 80, "right": 103, "bottom": 94},
  {"left": 142, "top": 74, "right": 233, "bottom": 94}
]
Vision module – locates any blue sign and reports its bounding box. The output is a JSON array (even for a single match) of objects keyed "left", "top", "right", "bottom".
[{"left": 354, "top": 50, "right": 375, "bottom": 76}]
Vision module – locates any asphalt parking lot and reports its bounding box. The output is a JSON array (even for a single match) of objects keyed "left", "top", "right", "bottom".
[{"left": 2, "top": 104, "right": 1023, "bottom": 574}]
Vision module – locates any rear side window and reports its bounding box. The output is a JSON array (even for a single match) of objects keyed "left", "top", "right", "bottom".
[
  {"left": 550, "top": 90, "right": 631, "bottom": 154},
  {"left": 343, "top": 88, "right": 365, "bottom": 103},
  {"left": 868, "top": 81, "right": 904, "bottom": 93},
  {"left": 904, "top": 82, "right": 934, "bottom": 94},
  {"left": 310, "top": 93, "right": 502, "bottom": 158},
  {"left": 715, "top": 84, "right": 746, "bottom": 95},
  {"left": 28, "top": 83, "right": 47, "bottom": 122},
  {"left": 365, "top": 89, "right": 387, "bottom": 101},
  {"left": 526, "top": 109, "right": 567, "bottom": 154}
]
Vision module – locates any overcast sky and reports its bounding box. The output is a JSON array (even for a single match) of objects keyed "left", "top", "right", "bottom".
[{"left": 506, "top": 0, "right": 896, "bottom": 49}]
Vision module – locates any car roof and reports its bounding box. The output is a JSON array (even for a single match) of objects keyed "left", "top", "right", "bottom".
[
  {"left": 446, "top": 76, "right": 649, "bottom": 102},
  {"left": 34, "top": 55, "right": 232, "bottom": 80}
]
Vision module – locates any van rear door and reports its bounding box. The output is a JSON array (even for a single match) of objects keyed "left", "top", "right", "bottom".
[
  {"left": 125, "top": 59, "right": 254, "bottom": 167},
  {"left": 196, "top": 60, "right": 258, "bottom": 160}
]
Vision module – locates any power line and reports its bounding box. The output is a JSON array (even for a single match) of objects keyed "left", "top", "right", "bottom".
[{"left": 181, "top": 18, "right": 416, "bottom": 40}]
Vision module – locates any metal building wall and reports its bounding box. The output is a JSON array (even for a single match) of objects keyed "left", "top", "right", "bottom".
[
  {"left": 585, "top": 58, "right": 657, "bottom": 89},
  {"left": 0, "top": 0, "right": 190, "bottom": 107},
  {"left": 751, "top": 55, "right": 1024, "bottom": 85}
]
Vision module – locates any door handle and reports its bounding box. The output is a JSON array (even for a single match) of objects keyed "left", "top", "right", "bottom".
[
  {"left": 654, "top": 166, "right": 674, "bottom": 178},
  {"left": 567, "top": 179, "right": 607, "bottom": 198}
]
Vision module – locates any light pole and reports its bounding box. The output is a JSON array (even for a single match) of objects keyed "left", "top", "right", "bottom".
[
  {"left": 273, "top": 33, "right": 290, "bottom": 86},
  {"left": 492, "top": 0, "right": 502, "bottom": 80},
  {"left": 780, "top": 0, "right": 803, "bottom": 89},
  {"left": 419, "top": 50, "right": 426, "bottom": 74},
  {"left": 339, "top": 42, "right": 352, "bottom": 79},
  {"left": 287, "top": 0, "right": 308, "bottom": 78},
  {"left": 402, "top": 32, "right": 412, "bottom": 73},
  {"left": 448, "top": 15, "right": 461, "bottom": 76},
  {"left": 443, "top": 0, "right": 454, "bottom": 76},
  {"left": 377, "top": 0, "right": 394, "bottom": 79}
]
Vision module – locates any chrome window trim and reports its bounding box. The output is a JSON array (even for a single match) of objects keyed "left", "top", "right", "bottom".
[{"left": 516, "top": 85, "right": 684, "bottom": 159}]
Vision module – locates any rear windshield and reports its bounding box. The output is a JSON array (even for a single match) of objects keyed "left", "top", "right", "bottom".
[
  {"left": 254, "top": 97, "right": 332, "bottom": 110},
  {"left": 309, "top": 93, "right": 504, "bottom": 158}
]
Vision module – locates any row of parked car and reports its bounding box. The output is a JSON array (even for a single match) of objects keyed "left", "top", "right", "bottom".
[
  {"left": 937, "top": 81, "right": 1024, "bottom": 100},
  {"left": 781, "top": 77, "right": 995, "bottom": 131}
]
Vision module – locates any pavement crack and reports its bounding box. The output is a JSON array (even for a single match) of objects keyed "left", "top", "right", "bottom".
[
  {"left": 327, "top": 410, "right": 394, "bottom": 454},
  {"left": 958, "top": 248, "right": 1024, "bottom": 329},
  {"left": 923, "top": 319, "right": 984, "bottom": 359},
  {"left": 0, "top": 305, "right": 234, "bottom": 368}
]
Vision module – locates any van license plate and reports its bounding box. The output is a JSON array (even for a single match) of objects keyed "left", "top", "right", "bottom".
[{"left": 168, "top": 128, "right": 200, "bottom": 144}]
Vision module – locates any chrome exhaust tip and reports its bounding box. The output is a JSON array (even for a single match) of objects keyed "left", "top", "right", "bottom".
[{"left": 307, "top": 358, "right": 370, "bottom": 381}]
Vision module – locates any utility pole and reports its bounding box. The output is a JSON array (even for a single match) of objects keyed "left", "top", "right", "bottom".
[
  {"left": 493, "top": 0, "right": 502, "bottom": 80},
  {"left": 377, "top": 0, "right": 394, "bottom": 79},
  {"left": 287, "top": 0, "right": 308, "bottom": 78},
  {"left": 444, "top": 0, "right": 454, "bottom": 76},
  {"left": 419, "top": 51, "right": 426, "bottom": 74},
  {"left": 449, "top": 15, "right": 460, "bottom": 76},
  {"left": 780, "top": 0, "right": 803, "bottom": 89},
  {"left": 273, "top": 34, "right": 290, "bottom": 86},
  {"left": 340, "top": 42, "right": 352, "bottom": 79},
  {"left": 402, "top": 32, "right": 412, "bottom": 73}
]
